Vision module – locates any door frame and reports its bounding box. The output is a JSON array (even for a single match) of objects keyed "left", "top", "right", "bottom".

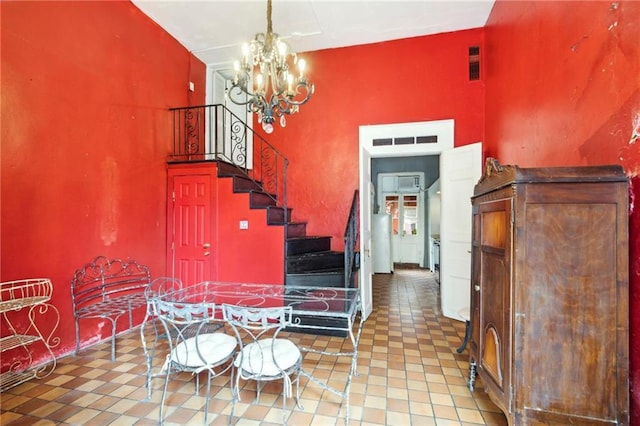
[
  {"left": 359, "top": 119, "right": 455, "bottom": 320},
  {"left": 377, "top": 172, "right": 426, "bottom": 267},
  {"left": 206, "top": 65, "right": 253, "bottom": 168}
]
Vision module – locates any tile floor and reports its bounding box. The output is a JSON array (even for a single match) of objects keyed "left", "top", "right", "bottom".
[{"left": 0, "top": 268, "right": 507, "bottom": 425}]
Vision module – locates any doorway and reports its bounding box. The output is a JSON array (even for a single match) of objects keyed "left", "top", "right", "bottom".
[
  {"left": 384, "top": 193, "right": 421, "bottom": 264},
  {"left": 358, "top": 120, "right": 481, "bottom": 323},
  {"left": 207, "top": 66, "right": 253, "bottom": 168},
  {"left": 377, "top": 172, "right": 426, "bottom": 267}
]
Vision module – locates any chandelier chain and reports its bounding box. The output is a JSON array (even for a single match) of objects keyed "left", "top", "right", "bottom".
[{"left": 267, "top": 0, "right": 272, "bottom": 35}]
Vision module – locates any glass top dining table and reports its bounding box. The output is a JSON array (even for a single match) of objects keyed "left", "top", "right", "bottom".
[
  {"left": 158, "top": 281, "right": 361, "bottom": 338},
  {"left": 156, "top": 281, "right": 364, "bottom": 423}
]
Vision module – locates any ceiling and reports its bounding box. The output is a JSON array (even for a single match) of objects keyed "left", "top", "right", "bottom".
[{"left": 132, "top": 0, "right": 495, "bottom": 67}]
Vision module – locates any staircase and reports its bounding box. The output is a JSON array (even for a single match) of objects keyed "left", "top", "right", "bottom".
[
  {"left": 286, "top": 237, "right": 347, "bottom": 287},
  {"left": 169, "top": 104, "right": 359, "bottom": 335},
  {"left": 216, "top": 161, "right": 354, "bottom": 289}
]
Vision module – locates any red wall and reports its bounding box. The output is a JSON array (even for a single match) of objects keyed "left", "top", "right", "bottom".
[
  {"left": 216, "top": 176, "right": 285, "bottom": 284},
  {"left": 261, "top": 29, "right": 485, "bottom": 251},
  {"left": 483, "top": 0, "right": 640, "bottom": 421},
  {"left": 1, "top": 1, "right": 206, "bottom": 364}
]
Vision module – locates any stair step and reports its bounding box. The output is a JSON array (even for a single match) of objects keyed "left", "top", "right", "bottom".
[
  {"left": 232, "top": 175, "right": 262, "bottom": 192},
  {"left": 286, "top": 251, "right": 344, "bottom": 273},
  {"left": 216, "top": 160, "right": 247, "bottom": 177},
  {"left": 286, "top": 236, "right": 332, "bottom": 255},
  {"left": 285, "top": 280, "right": 349, "bottom": 337},
  {"left": 249, "top": 191, "right": 277, "bottom": 208},
  {"left": 285, "top": 222, "right": 307, "bottom": 237},
  {"left": 266, "top": 206, "right": 294, "bottom": 225},
  {"left": 285, "top": 269, "right": 344, "bottom": 287},
  {"left": 286, "top": 315, "right": 348, "bottom": 338}
]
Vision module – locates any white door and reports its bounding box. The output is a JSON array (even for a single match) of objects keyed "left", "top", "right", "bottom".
[
  {"left": 358, "top": 150, "right": 373, "bottom": 320},
  {"left": 383, "top": 193, "right": 423, "bottom": 265},
  {"left": 212, "top": 68, "right": 253, "bottom": 168},
  {"left": 427, "top": 180, "right": 441, "bottom": 271},
  {"left": 372, "top": 213, "right": 393, "bottom": 273},
  {"left": 440, "top": 142, "right": 482, "bottom": 320}
]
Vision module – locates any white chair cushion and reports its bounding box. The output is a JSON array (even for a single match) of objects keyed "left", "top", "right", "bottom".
[
  {"left": 171, "top": 333, "right": 237, "bottom": 368},
  {"left": 235, "top": 338, "right": 301, "bottom": 376}
]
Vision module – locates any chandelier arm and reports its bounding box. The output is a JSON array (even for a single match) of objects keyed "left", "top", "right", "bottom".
[
  {"left": 283, "top": 84, "right": 315, "bottom": 106},
  {"left": 227, "top": 85, "right": 255, "bottom": 106}
]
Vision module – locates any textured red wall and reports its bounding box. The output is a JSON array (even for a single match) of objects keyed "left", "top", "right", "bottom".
[
  {"left": 215, "top": 176, "right": 285, "bottom": 284},
  {"left": 1, "top": 1, "right": 205, "bottom": 364},
  {"left": 484, "top": 0, "right": 640, "bottom": 421},
  {"left": 261, "top": 29, "right": 485, "bottom": 251}
]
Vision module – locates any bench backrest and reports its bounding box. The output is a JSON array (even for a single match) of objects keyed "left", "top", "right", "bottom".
[{"left": 71, "top": 256, "right": 151, "bottom": 312}]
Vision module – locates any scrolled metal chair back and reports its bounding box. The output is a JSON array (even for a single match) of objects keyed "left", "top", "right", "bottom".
[
  {"left": 222, "top": 303, "right": 302, "bottom": 425},
  {"left": 154, "top": 298, "right": 236, "bottom": 425}
]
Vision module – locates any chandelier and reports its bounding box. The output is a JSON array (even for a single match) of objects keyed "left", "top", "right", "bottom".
[{"left": 226, "top": 0, "right": 314, "bottom": 134}]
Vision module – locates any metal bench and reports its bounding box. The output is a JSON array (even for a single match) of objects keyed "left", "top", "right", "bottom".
[{"left": 71, "top": 256, "right": 150, "bottom": 361}]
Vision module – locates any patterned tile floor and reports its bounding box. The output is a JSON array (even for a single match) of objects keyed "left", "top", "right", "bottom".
[{"left": 0, "top": 268, "right": 507, "bottom": 425}]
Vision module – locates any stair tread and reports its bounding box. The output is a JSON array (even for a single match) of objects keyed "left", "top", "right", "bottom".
[
  {"left": 249, "top": 190, "right": 277, "bottom": 198},
  {"left": 286, "top": 236, "right": 332, "bottom": 241},
  {"left": 286, "top": 268, "right": 344, "bottom": 275},
  {"left": 287, "top": 250, "right": 343, "bottom": 257}
]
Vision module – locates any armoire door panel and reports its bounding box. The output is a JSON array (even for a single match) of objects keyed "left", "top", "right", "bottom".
[
  {"left": 480, "top": 252, "right": 508, "bottom": 390},
  {"left": 519, "top": 202, "right": 619, "bottom": 420},
  {"left": 480, "top": 210, "right": 508, "bottom": 249}
]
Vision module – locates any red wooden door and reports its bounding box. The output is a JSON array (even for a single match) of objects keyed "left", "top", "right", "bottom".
[{"left": 168, "top": 174, "right": 214, "bottom": 285}]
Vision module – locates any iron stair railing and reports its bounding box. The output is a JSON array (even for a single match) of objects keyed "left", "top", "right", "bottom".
[
  {"left": 344, "top": 190, "right": 360, "bottom": 288},
  {"left": 168, "top": 104, "right": 288, "bottom": 225}
]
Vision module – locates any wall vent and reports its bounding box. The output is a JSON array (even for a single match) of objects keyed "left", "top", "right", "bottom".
[
  {"left": 469, "top": 46, "right": 480, "bottom": 81},
  {"left": 417, "top": 135, "right": 438, "bottom": 144},
  {"left": 373, "top": 135, "right": 438, "bottom": 147},
  {"left": 394, "top": 137, "right": 414, "bottom": 145},
  {"left": 372, "top": 138, "right": 393, "bottom": 146}
]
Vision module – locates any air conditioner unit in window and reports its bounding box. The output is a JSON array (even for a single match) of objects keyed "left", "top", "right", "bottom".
[{"left": 398, "top": 176, "right": 420, "bottom": 192}]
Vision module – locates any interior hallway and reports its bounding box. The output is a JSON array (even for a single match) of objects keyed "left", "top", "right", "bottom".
[{"left": 0, "top": 268, "right": 507, "bottom": 425}]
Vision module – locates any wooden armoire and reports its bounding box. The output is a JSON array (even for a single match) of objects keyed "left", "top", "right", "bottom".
[{"left": 468, "top": 158, "right": 629, "bottom": 425}]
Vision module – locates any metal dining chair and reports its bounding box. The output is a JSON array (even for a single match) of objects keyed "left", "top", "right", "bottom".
[
  {"left": 140, "top": 277, "right": 183, "bottom": 399},
  {"left": 155, "top": 298, "right": 237, "bottom": 425},
  {"left": 222, "top": 304, "right": 303, "bottom": 425}
]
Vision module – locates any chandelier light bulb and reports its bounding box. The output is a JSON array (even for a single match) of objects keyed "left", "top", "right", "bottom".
[
  {"left": 277, "top": 40, "right": 287, "bottom": 57},
  {"left": 262, "top": 121, "right": 274, "bottom": 134},
  {"left": 287, "top": 73, "right": 293, "bottom": 92}
]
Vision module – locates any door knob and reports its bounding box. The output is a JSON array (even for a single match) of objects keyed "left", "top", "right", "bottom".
[
  {"left": 203, "top": 251, "right": 210, "bottom": 256},
  {"left": 203, "top": 243, "right": 211, "bottom": 248},
  {"left": 474, "top": 285, "right": 480, "bottom": 291}
]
